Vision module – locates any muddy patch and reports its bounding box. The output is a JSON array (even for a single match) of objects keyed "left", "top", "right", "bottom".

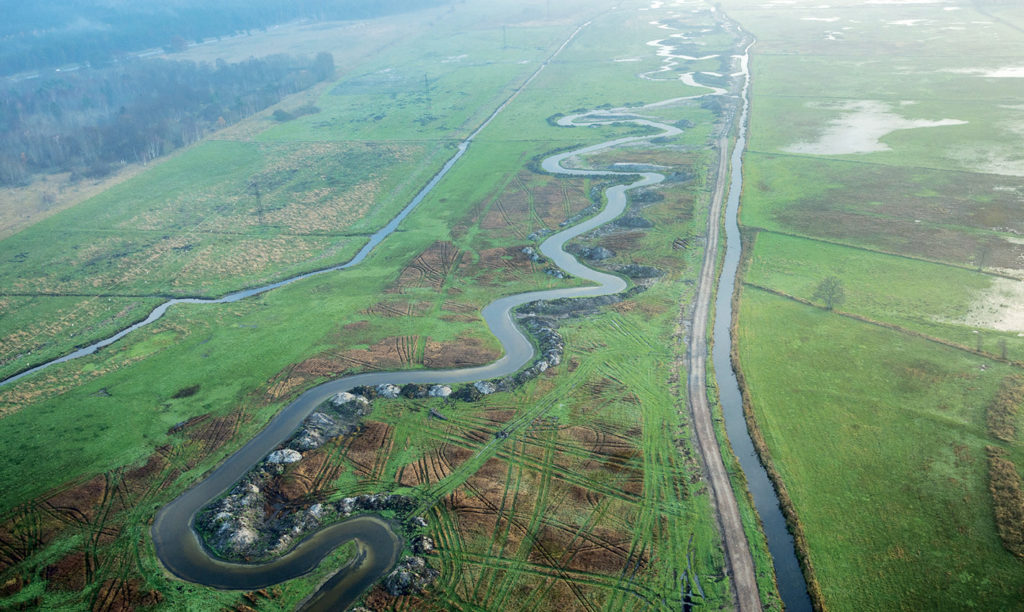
[
  {"left": 396, "top": 445, "right": 473, "bottom": 487},
  {"left": 458, "top": 246, "right": 539, "bottom": 287},
  {"left": 962, "top": 277, "right": 1024, "bottom": 332},
  {"left": 423, "top": 335, "right": 501, "bottom": 369},
  {"left": 345, "top": 420, "right": 394, "bottom": 478}
]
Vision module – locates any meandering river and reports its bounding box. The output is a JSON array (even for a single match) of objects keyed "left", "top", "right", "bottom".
[
  {"left": 5, "top": 9, "right": 813, "bottom": 611},
  {"left": 150, "top": 105, "right": 683, "bottom": 611}
]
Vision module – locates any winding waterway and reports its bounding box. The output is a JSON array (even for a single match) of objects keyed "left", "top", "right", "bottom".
[
  {"left": 151, "top": 104, "right": 688, "bottom": 611},
  {"left": 6, "top": 8, "right": 813, "bottom": 611},
  {"left": 0, "top": 22, "right": 590, "bottom": 390}
]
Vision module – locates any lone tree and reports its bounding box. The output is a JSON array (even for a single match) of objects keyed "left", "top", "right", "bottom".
[{"left": 813, "top": 276, "right": 846, "bottom": 310}]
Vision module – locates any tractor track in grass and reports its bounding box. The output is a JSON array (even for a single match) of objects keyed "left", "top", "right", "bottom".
[{"left": 79, "top": 9, "right": 770, "bottom": 612}]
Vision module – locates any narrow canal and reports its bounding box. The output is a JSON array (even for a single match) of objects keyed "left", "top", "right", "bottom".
[{"left": 712, "top": 39, "right": 814, "bottom": 612}]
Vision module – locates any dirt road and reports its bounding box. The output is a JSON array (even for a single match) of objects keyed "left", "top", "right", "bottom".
[{"left": 683, "top": 133, "right": 763, "bottom": 612}]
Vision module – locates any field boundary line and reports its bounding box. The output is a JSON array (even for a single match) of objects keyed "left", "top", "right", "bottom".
[
  {"left": 748, "top": 227, "right": 1023, "bottom": 281},
  {"left": 743, "top": 282, "right": 1024, "bottom": 369},
  {"left": 745, "top": 148, "right": 1024, "bottom": 178}
]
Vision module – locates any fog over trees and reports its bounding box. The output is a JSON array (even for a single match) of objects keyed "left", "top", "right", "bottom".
[
  {"left": 0, "top": 53, "right": 335, "bottom": 185},
  {"left": 1, "top": 0, "right": 445, "bottom": 76},
  {"left": 0, "top": 0, "right": 444, "bottom": 186}
]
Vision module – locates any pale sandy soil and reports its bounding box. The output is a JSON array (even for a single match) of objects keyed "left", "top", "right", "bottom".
[
  {"left": 950, "top": 143, "right": 1024, "bottom": 177},
  {"left": 963, "top": 277, "right": 1024, "bottom": 333}
]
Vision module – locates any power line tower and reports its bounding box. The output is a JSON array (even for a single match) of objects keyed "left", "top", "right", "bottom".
[
  {"left": 249, "top": 180, "right": 264, "bottom": 225},
  {"left": 423, "top": 74, "right": 432, "bottom": 116}
]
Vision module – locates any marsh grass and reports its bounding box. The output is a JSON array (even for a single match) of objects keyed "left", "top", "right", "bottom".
[{"left": 987, "top": 376, "right": 1024, "bottom": 444}]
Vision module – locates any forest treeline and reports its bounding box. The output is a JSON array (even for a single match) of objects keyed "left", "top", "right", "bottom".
[
  {"left": 0, "top": 53, "right": 335, "bottom": 186},
  {"left": 1, "top": 0, "right": 445, "bottom": 77}
]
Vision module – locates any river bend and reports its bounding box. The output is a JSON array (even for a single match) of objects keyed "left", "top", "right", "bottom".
[{"left": 4, "top": 9, "right": 809, "bottom": 611}]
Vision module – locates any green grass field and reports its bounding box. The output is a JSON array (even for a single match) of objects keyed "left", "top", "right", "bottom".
[
  {"left": 0, "top": 2, "right": 772, "bottom": 610},
  {"left": 738, "top": 290, "right": 1024, "bottom": 610},
  {"left": 723, "top": 0, "right": 1024, "bottom": 608}
]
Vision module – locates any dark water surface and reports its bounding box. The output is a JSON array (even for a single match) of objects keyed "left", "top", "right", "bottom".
[{"left": 712, "top": 42, "right": 813, "bottom": 612}]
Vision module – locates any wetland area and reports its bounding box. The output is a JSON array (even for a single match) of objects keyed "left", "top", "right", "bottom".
[{"left": 2, "top": 0, "right": 1024, "bottom": 611}]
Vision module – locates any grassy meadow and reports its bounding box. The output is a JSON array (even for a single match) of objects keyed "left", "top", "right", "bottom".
[
  {"left": 737, "top": 290, "right": 1024, "bottom": 610},
  {"left": 721, "top": 0, "right": 1024, "bottom": 608},
  {"left": 0, "top": 1, "right": 773, "bottom": 611}
]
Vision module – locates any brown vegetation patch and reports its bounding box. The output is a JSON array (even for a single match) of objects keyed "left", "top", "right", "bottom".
[
  {"left": 532, "top": 521, "right": 638, "bottom": 576},
  {"left": 266, "top": 447, "right": 344, "bottom": 504},
  {"left": 344, "top": 421, "right": 393, "bottom": 479},
  {"left": 44, "top": 550, "right": 88, "bottom": 592},
  {"left": 564, "top": 427, "right": 639, "bottom": 471},
  {"left": 479, "top": 173, "right": 591, "bottom": 234},
  {"left": 477, "top": 246, "right": 536, "bottom": 273},
  {"left": 264, "top": 371, "right": 312, "bottom": 401},
  {"left": 121, "top": 448, "right": 175, "bottom": 498},
  {"left": 292, "top": 358, "right": 348, "bottom": 378},
  {"left": 390, "top": 241, "right": 460, "bottom": 293},
  {"left": 988, "top": 375, "right": 1024, "bottom": 443},
  {"left": 168, "top": 413, "right": 211, "bottom": 435},
  {"left": 185, "top": 413, "right": 244, "bottom": 462},
  {"left": 265, "top": 335, "right": 422, "bottom": 402},
  {"left": 529, "top": 523, "right": 574, "bottom": 564},
  {"left": 0, "top": 445, "right": 185, "bottom": 603},
  {"left": 439, "top": 314, "right": 477, "bottom": 323},
  {"left": 396, "top": 444, "right": 473, "bottom": 487},
  {"left": 986, "top": 446, "right": 1024, "bottom": 558},
  {"left": 483, "top": 409, "right": 517, "bottom": 426},
  {"left": 610, "top": 296, "right": 669, "bottom": 318},
  {"left": 596, "top": 230, "right": 645, "bottom": 253},
  {"left": 341, "top": 336, "right": 420, "bottom": 370},
  {"left": 1, "top": 465, "right": 136, "bottom": 575},
  {"left": 359, "top": 584, "right": 433, "bottom": 612},
  {"left": 446, "top": 457, "right": 526, "bottom": 547},
  {"left": 92, "top": 577, "right": 163, "bottom": 612},
  {"left": 772, "top": 159, "right": 1024, "bottom": 235},
  {"left": 0, "top": 510, "right": 47, "bottom": 574},
  {"left": 481, "top": 198, "right": 530, "bottom": 237},
  {"left": 581, "top": 376, "right": 625, "bottom": 400},
  {"left": 361, "top": 300, "right": 432, "bottom": 319},
  {"left": 439, "top": 299, "right": 479, "bottom": 323},
  {"left": 1, "top": 574, "right": 26, "bottom": 597},
  {"left": 458, "top": 246, "right": 537, "bottom": 287},
  {"left": 422, "top": 334, "right": 500, "bottom": 369},
  {"left": 532, "top": 177, "right": 591, "bottom": 229},
  {"left": 442, "top": 300, "right": 479, "bottom": 315},
  {"left": 43, "top": 475, "right": 107, "bottom": 528},
  {"left": 776, "top": 208, "right": 1024, "bottom": 272}
]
